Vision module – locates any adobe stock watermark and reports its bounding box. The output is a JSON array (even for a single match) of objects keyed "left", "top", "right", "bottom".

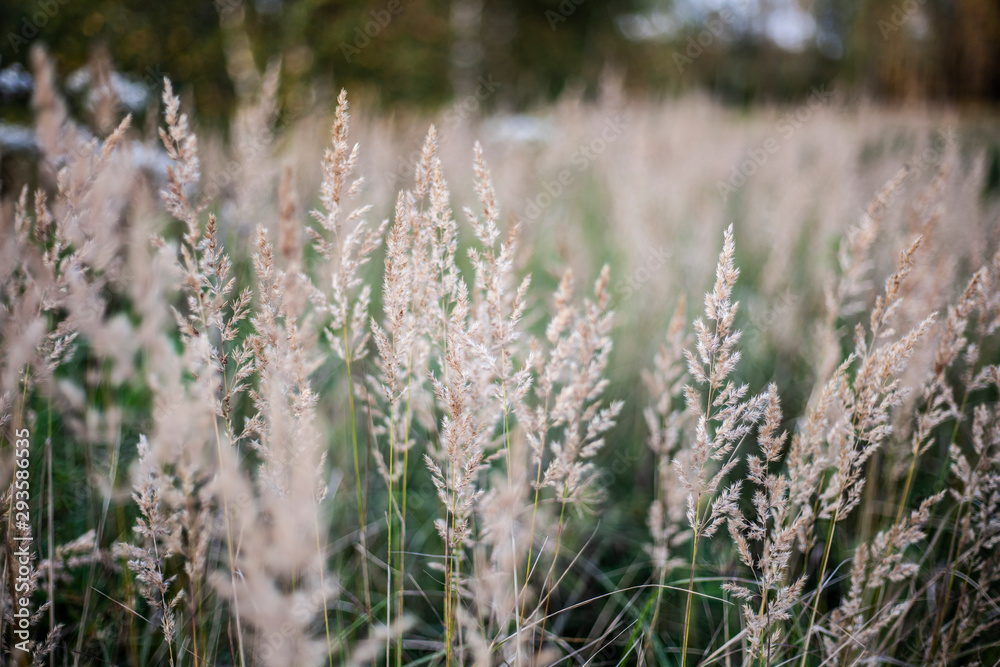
[
  {"left": 716, "top": 85, "right": 833, "bottom": 202},
  {"left": 593, "top": 422, "right": 664, "bottom": 492},
  {"left": 546, "top": 0, "right": 586, "bottom": 30},
  {"left": 382, "top": 74, "right": 500, "bottom": 189},
  {"left": 868, "top": 126, "right": 956, "bottom": 218},
  {"left": 138, "top": 64, "right": 166, "bottom": 93},
  {"left": 441, "top": 74, "right": 500, "bottom": 128},
  {"left": 7, "top": 0, "right": 72, "bottom": 54},
  {"left": 615, "top": 246, "right": 671, "bottom": 302},
  {"left": 877, "top": 0, "right": 927, "bottom": 40},
  {"left": 744, "top": 288, "right": 800, "bottom": 347},
  {"left": 11, "top": 427, "right": 34, "bottom": 656},
  {"left": 518, "top": 114, "right": 627, "bottom": 222},
  {"left": 340, "top": 0, "right": 404, "bottom": 63},
  {"left": 383, "top": 139, "right": 429, "bottom": 190},
  {"left": 672, "top": 8, "right": 736, "bottom": 72},
  {"left": 203, "top": 110, "right": 300, "bottom": 201}
]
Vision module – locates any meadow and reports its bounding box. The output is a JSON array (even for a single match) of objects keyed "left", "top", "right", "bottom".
[{"left": 1, "top": 45, "right": 999, "bottom": 666}]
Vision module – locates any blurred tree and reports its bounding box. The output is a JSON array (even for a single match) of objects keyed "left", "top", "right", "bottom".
[
  {"left": 0, "top": 0, "right": 997, "bottom": 122},
  {"left": 836, "top": 0, "right": 1000, "bottom": 101}
]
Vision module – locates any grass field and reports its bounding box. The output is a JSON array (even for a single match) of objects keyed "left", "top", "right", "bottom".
[{"left": 1, "top": 45, "right": 1000, "bottom": 666}]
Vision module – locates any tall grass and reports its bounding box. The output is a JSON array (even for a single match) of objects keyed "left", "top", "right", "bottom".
[{"left": 0, "top": 45, "right": 999, "bottom": 666}]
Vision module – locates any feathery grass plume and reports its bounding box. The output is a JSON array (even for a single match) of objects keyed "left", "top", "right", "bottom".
[
  {"left": 115, "top": 437, "right": 183, "bottom": 662},
  {"left": 86, "top": 45, "right": 119, "bottom": 135},
  {"left": 813, "top": 168, "right": 910, "bottom": 387},
  {"left": 382, "top": 137, "right": 530, "bottom": 664},
  {"left": 980, "top": 250, "right": 1000, "bottom": 329},
  {"left": 818, "top": 237, "right": 935, "bottom": 523},
  {"left": 125, "top": 286, "right": 220, "bottom": 664},
  {"left": 372, "top": 134, "right": 537, "bottom": 663},
  {"left": 799, "top": 235, "right": 937, "bottom": 665},
  {"left": 4, "top": 48, "right": 138, "bottom": 402},
  {"left": 29, "top": 44, "right": 71, "bottom": 174},
  {"left": 391, "top": 130, "right": 465, "bottom": 414},
  {"left": 159, "top": 78, "right": 255, "bottom": 439},
  {"left": 216, "top": 228, "right": 333, "bottom": 667},
  {"left": 967, "top": 249, "right": 1000, "bottom": 389},
  {"left": 831, "top": 167, "right": 910, "bottom": 319},
  {"left": 822, "top": 492, "right": 943, "bottom": 661},
  {"left": 159, "top": 79, "right": 203, "bottom": 239},
  {"left": 894, "top": 269, "right": 984, "bottom": 521},
  {"left": 722, "top": 384, "right": 807, "bottom": 666},
  {"left": 246, "top": 228, "right": 324, "bottom": 495},
  {"left": 7, "top": 71, "right": 198, "bottom": 657},
  {"left": 779, "top": 178, "right": 921, "bottom": 563},
  {"left": 369, "top": 189, "right": 419, "bottom": 487},
  {"left": 512, "top": 272, "right": 576, "bottom": 636},
  {"left": 366, "top": 128, "right": 448, "bottom": 454},
  {"left": 463, "top": 142, "right": 532, "bottom": 436},
  {"left": 42, "top": 107, "right": 141, "bottom": 390},
  {"left": 37, "top": 530, "right": 103, "bottom": 587},
  {"left": 374, "top": 131, "right": 620, "bottom": 662},
  {"left": 642, "top": 296, "right": 690, "bottom": 656},
  {"left": 526, "top": 264, "right": 620, "bottom": 651},
  {"left": 0, "top": 187, "right": 58, "bottom": 402},
  {"left": 464, "top": 144, "right": 536, "bottom": 663},
  {"left": 140, "top": 77, "right": 336, "bottom": 666},
  {"left": 308, "top": 90, "right": 384, "bottom": 363},
  {"left": 471, "top": 456, "right": 534, "bottom": 663},
  {"left": 781, "top": 355, "right": 852, "bottom": 562},
  {"left": 200, "top": 215, "right": 256, "bottom": 432},
  {"left": 393, "top": 126, "right": 497, "bottom": 665},
  {"left": 0, "top": 62, "right": 149, "bottom": 663},
  {"left": 307, "top": 91, "right": 385, "bottom": 624},
  {"left": 930, "top": 397, "right": 1000, "bottom": 663},
  {"left": 227, "top": 58, "right": 283, "bottom": 233},
  {"left": 128, "top": 189, "right": 255, "bottom": 667},
  {"left": 369, "top": 126, "right": 464, "bottom": 664},
  {"left": 537, "top": 265, "right": 620, "bottom": 506},
  {"left": 891, "top": 159, "right": 956, "bottom": 347},
  {"left": 424, "top": 282, "right": 491, "bottom": 664},
  {"left": 677, "top": 223, "right": 766, "bottom": 667},
  {"left": 116, "top": 262, "right": 227, "bottom": 665},
  {"left": 120, "top": 75, "right": 255, "bottom": 664},
  {"left": 370, "top": 134, "right": 445, "bottom": 665},
  {"left": 643, "top": 297, "right": 690, "bottom": 575},
  {"left": 642, "top": 297, "right": 691, "bottom": 658}
]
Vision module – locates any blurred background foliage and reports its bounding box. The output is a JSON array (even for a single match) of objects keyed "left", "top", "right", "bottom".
[{"left": 1, "top": 0, "right": 999, "bottom": 123}]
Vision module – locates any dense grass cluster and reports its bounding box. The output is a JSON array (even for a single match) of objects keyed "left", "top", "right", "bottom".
[{"left": 1, "top": 46, "right": 1000, "bottom": 666}]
